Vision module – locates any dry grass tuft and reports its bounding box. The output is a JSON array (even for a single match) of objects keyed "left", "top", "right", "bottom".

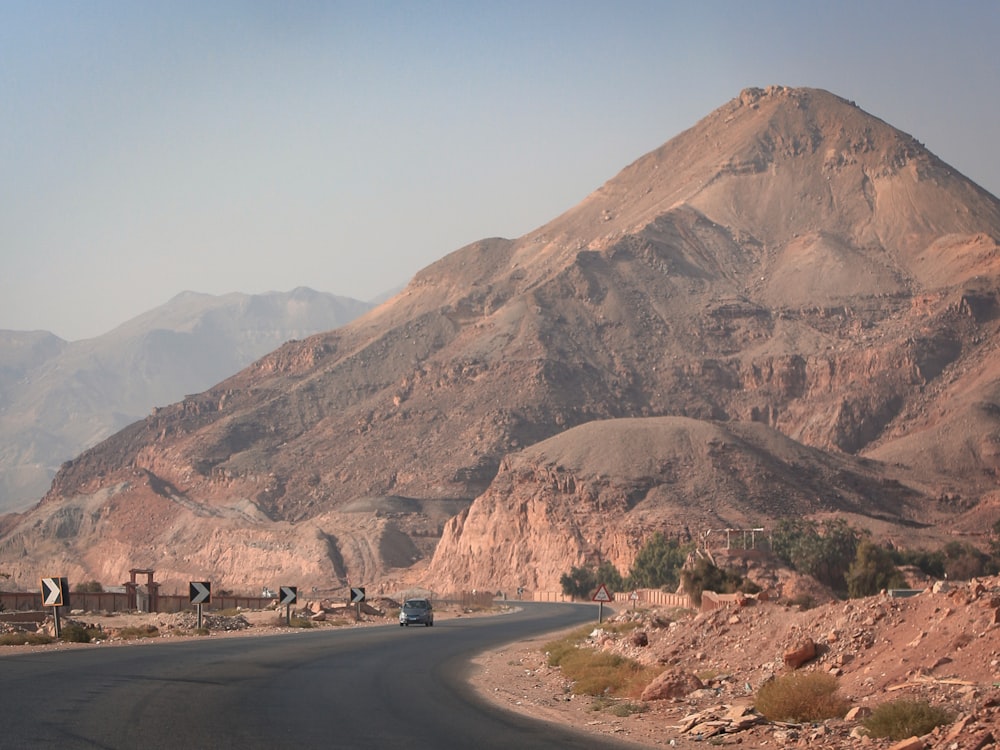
[
  {"left": 544, "top": 626, "right": 660, "bottom": 698},
  {"left": 754, "top": 671, "right": 850, "bottom": 722},
  {"left": 862, "top": 699, "right": 954, "bottom": 740}
]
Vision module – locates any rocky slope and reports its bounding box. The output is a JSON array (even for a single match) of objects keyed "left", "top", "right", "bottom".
[
  {"left": 472, "top": 577, "right": 1000, "bottom": 748},
  {"left": 2, "top": 86, "right": 1000, "bottom": 594}
]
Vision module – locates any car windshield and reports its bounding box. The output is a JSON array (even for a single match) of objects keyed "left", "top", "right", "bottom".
[{"left": 404, "top": 600, "right": 428, "bottom": 609}]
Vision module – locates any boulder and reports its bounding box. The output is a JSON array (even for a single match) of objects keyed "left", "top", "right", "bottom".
[
  {"left": 640, "top": 669, "right": 704, "bottom": 701},
  {"left": 783, "top": 637, "right": 817, "bottom": 669},
  {"left": 630, "top": 630, "right": 649, "bottom": 647}
]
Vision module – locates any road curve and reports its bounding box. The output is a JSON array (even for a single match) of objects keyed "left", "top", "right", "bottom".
[{"left": 0, "top": 602, "right": 635, "bottom": 749}]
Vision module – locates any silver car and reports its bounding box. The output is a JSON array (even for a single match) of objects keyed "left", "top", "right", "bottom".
[{"left": 399, "top": 598, "right": 434, "bottom": 627}]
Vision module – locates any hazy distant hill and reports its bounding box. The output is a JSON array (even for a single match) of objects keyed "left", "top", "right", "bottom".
[
  {"left": 3, "top": 86, "right": 1000, "bottom": 594},
  {"left": 0, "top": 287, "right": 373, "bottom": 513}
]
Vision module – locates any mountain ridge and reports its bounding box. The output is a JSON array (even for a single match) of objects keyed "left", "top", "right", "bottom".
[{"left": 3, "top": 85, "right": 1000, "bottom": 593}]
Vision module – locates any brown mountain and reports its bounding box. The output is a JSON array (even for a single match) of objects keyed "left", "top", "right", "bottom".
[{"left": 3, "top": 85, "right": 1000, "bottom": 595}]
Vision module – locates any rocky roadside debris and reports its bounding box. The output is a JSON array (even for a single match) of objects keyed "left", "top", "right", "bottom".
[
  {"left": 1, "top": 597, "right": 498, "bottom": 650},
  {"left": 469, "top": 577, "right": 1000, "bottom": 749}
]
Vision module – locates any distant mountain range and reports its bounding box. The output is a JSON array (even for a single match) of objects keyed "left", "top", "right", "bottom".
[{"left": 0, "top": 288, "right": 374, "bottom": 513}]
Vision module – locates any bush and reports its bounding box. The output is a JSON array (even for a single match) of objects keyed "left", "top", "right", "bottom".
[
  {"left": 754, "top": 671, "right": 850, "bottom": 722},
  {"left": 862, "top": 699, "right": 953, "bottom": 740},
  {"left": 60, "top": 623, "right": 98, "bottom": 643}
]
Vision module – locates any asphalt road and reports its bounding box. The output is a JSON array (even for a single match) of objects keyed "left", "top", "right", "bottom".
[{"left": 0, "top": 602, "right": 635, "bottom": 750}]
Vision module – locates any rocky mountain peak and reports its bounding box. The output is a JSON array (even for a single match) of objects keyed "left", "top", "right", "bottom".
[{"left": 2, "top": 87, "right": 1000, "bottom": 594}]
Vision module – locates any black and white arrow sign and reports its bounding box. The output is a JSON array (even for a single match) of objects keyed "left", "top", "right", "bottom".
[
  {"left": 278, "top": 586, "right": 297, "bottom": 606},
  {"left": 189, "top": 581, "right": 212, "bottom": 604},
  {"left": 350, "top": 587, "right": 366, "bottom": 604},
  {"left": 41, "top": 577, "right": 64, "bottom": 607}
]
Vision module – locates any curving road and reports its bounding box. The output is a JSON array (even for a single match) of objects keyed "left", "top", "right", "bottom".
[{"left": 0, "top": 602, "right": 635, "bottom": 749}]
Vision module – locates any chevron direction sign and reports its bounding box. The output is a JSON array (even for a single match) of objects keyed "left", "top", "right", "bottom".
[
  {"left": 278, "top": 586, "right": 297, "bottom": 606},
  {"left": 40, "top": 577, "right": 67, "bottom": 607},
  {"left": 189, "top": 581, "right": 212, "bottom": 605},
  {"left": 350, "top": 587, "right": 366, "bottom": 604}
]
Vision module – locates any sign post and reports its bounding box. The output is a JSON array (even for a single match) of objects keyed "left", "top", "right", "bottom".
[
  {"left": 189, "top": 581, "right": 212, "bottom": 629},
  {"left": 40, "top": 577, "right": 68, "bottom": 638},
  {"left": 350, "top": 587, "right": 365, "bottom": 619},
  {"left": 279, "top": 586, "right": 297, "bottom": 625},
  {"left": 592, "top": 583, "right": 612, "bottom": 623}
]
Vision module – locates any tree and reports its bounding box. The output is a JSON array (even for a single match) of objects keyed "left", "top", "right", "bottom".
[
  {"left": 771, "top": 517, "right": 861, "bottom": 595},
  {"left": 941, "top": 541, "right": 995, "bottom": 580},
  {"left": 846, "top": 540, "right": 905, "bottom": 598},
  {"left": 559, "top": 560, "right": 623, "bottom": 600},
  {"left": 559, "top": 565, "right": 597, "bottom": 600},
  {"left": 627, "top": 533, "right": 691, "bottom": 590},
  {"left": 680, "top": 557, "right": 758, "bottom": 607},
  {"left": 595, "top": 560, "right": 624, "bottom": 592},
  {"left": 73, "top": 580, "right": 103, "bottom": 593}
]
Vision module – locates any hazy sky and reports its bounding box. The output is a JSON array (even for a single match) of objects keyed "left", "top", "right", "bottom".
[{"left": 2, "top": 2, "right": 998, "bottom": 341}]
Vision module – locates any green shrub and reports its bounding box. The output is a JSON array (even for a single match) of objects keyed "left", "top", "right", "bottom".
[
  {"left": 862, "top": 699, "right": 953, "bottom": 740},
  {"left": 754, "top": 671, "right": 850, "bottom": 722},
  {"left": 288, "top": 616, "right": 315, "bottom": 628},
  {"left": 60, "top": 623, "right": 98, "bottom": 643}
]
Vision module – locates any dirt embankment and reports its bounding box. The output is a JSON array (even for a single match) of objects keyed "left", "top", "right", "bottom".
[{"left": 468, "top": 579, "right": 1000, "bottom": 749}]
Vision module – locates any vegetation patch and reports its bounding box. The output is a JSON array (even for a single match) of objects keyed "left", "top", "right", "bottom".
[
  {"left": 0, "top": 631, "right": 54, "bottom": 646},
  {"left": 544, "top": 627, "right": 660, "bottom": 698},
  {"left": 590, "top": 696, "right": 648, "bottom": 717},
  {"left": 59, "top": 623, "right": 105, "bottom": 643},
  {"left": 287, "top": 616, "right": 315, "bottom": 628},
  {"left": 754, "top": 671, "right": 850, "bottom": 722},
  {"left": 862, "top": 699, "right": 954, "bottom": 740},
  {"left": 116, "top": 625, "right": 160, "bottom": 640}
]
